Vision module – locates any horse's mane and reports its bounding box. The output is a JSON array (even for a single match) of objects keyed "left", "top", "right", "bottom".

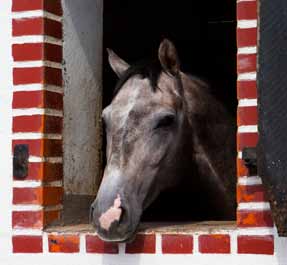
[
  {"left": 112, "top": 58, "right": 212, "bottom": 101},
  {"left": 113, "top": 59, "right": 162, "bottom": 98}
]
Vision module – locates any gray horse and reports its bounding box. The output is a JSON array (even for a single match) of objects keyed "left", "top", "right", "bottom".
[{"left": 91, "top": 39, "right": 236, "bottom": 242}]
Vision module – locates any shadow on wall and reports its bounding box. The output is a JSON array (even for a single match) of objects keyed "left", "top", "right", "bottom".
[{"left": 62, "top": 0, "right": 103, "bottom": 196}]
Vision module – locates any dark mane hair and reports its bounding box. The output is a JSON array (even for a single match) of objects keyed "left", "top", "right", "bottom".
[{"left": 113, "top": 59, "right": 163, "bottom": 98}]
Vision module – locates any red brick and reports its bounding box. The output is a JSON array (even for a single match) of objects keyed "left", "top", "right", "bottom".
[
  {"left": 13, "top": 43, "right": 62, "bottom": 63},
  {"left": 14, "top": 162, "right": 62, "bottom": 181},
  {"left": 13, "top": 187, "right": 42, "bottom": 205},
  {"left": 13, "top": 67, "right": 62, "bottom": 86},
  {"left": 13, "top": 115, "right": 43, "bottom": 133},
  {"left": 199, "top": 234, "right": 230, "bottom": 254},
  {"left": 43, "top": 0, "right": 63, "bottom": 16},
  {"left": 48, "top": 235, "right": 79, "bottom": 253},
  {"left": 126, "top": 234, "right": 156, "bottom": 254},
  {"left": 44, "top": 43, "right": 62, "bottom": 62},
  {"left": 237, "top": 81, "right": 257, "bottom": 99},
  {"left": 13, "top": 18, "right": 43, "bottom": 36},
  {"left": 43, "top": 186, "right": 63, "bottom": 205},
  {"left": 237, "top": 28, "right": 257, "bottom": 47},
  {"left": 12, "top": 139, "right": 62, "bottom": 157},
  {"left": 12, "top": 0, "right": 43, "bottom": 12},
  {"left": 12, "top": 211, "right": 43, "bottom": 228},
  {"left": 44, "top": 19, "right": 62, "bottom": 39},
  {"left": 19, "top": 162, "right": 44, "bottom": 181},
  {"left": 12, "top": 0, "right": 62, "bottom": 16},
  {"left": 13, "top": 236, "right": 43, "bottom": 253},
  {"left": 237, "top": 106, "right": 258, "bottom": 126},
  {"left": 13, "top": 90, "right": 44, "bottom": 108},
  {"left": 13, "top": 43, "right": 43, "bottom": 61},
  {"left": 30, "top": 162, "right": 63, "bottom": 181},
  {"left": 86, "top": 235, "right": 118, "bottom": 254},
  {"left": 43, "top": 162, "right": 63, "bottom": 181},
  {"left": 42, "top": 90, "right": 63, "bottom": 110},
  {"left": 13, "top": 18, "right": 62, "bottom": 39},
  {"left": 237, "top": 210, "right": 273, "bottom": 227},
  {"left": 237, "top": 185, "right": 267, "bottom": 203},
  {"left": 13, "top": 67, "right": 43, "bottom": 85},
  {"left": 237, "top": 132, "right": 258, "bottom": 151},
  {"left": 237, "top": 54, "right": 257, "bottom": 73},
  {"left": 44, "top": 116, "right": 63, "bottom": 133},
  {"left": 162, "top": 234, "right": 193, "bottom": 254},
  {"left": 237, "top": 158, "right": 249, "bottom": 177},
  {"left": 13, "top": 115, "right": 62, "bottom": 133},
  {"left": 44, "top": 67, "right": 63, "bottom": 86},
  {"left": 238, "top": 235, "right": 274, "bottom": 255},
  {"left": 13, "top": 187, "right": 62, "bottom": 209},
  {"left": 237, "top": 1, "right": 257, "bottom": 20},
  {"left": 44, "top": 210, "right": 61, "bottom": 225}
]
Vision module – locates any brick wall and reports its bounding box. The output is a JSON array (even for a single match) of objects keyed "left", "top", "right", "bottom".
[
  {"left": 236, "top": 0, "right": 274, "bottom": 255},
  {"left": 8, "top": 0, "right": 279, "bottom": 260},
  {"left": 11, "top": 0, "right": 64, "bottom": 244},
  {"left": 11, "top": 230, "right": 275, "bottom": 256}
]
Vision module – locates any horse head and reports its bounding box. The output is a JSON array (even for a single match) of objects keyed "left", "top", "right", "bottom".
[{"left": 91, "top": 39, "right": 189, "bottom": 242}]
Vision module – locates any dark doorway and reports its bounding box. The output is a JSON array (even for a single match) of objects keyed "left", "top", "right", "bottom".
[{"left": 103, "top": 0, "right": 237, "bottom": 221}]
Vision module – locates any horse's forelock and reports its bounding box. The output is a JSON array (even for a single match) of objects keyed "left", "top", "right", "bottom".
[{"left": 112, "top": 59, "right": 163, "bottom": 98}]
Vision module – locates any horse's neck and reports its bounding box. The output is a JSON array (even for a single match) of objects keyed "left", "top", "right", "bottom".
[{"left": 183, "top": 77, "right": 236, "bottom": 216}]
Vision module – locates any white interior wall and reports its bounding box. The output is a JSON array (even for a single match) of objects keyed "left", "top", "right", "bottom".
[{"left": 62, "top": 0, "right": 103, "bottom": 195}]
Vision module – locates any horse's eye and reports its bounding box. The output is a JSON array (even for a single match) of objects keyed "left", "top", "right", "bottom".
[{"left": 155, "top": 114, "right": 175, "bottom": 129}]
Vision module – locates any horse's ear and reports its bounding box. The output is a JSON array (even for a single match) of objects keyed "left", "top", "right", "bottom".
[
  {"left": 158, "top": 39, "right": 180, "bottom": 76},
  {"left": 107, "top": 48, "right": 130, "bottom": 78}
]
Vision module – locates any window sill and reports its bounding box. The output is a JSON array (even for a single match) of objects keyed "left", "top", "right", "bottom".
[{"left": 45, "top": 221, "right": 236, "bottom": 234}]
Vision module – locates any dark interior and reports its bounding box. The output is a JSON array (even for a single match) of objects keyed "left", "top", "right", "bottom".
[{"left": 103, "top": 0, "right": 237, "bottom": 222}]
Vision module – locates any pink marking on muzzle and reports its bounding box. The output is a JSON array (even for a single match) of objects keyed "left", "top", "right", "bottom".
[{"left": 99, "top": 194, "right": 122, "bottom": 231}]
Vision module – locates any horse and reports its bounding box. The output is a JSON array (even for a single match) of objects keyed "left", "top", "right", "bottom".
[{"left": 90, "top": 39, "right": 236, "bottom": 242}]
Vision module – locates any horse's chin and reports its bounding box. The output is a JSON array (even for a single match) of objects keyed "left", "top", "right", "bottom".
[
  {"left": 94, "top": 219, "right": 141, "bottom": 243},
  {"left": 96, "top": 230, "right": 137, "bottom": 243}
]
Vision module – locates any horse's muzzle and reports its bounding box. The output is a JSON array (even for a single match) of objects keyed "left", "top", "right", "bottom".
[{"left": 90, "top": 195, "right": 136, "bottom": 242}]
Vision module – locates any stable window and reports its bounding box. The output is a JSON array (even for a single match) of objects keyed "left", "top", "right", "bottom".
[
  {"left": 11, "top": 0, "right": 284, "bottom": 255},
  {"left": 60, "top": 0, "right": 236, "bottom": 226}
]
